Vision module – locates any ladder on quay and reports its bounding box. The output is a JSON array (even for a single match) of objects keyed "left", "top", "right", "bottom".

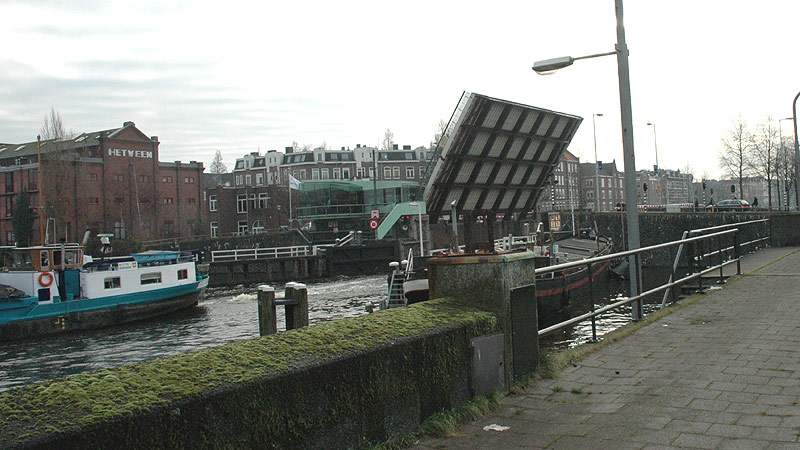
[{"left": 386, "top": 270, "right": 407, "bottom": 308}]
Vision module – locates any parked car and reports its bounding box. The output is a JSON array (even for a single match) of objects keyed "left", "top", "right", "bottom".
[{"left": 706, "top": 199, "right": 751, "bottom": 211}]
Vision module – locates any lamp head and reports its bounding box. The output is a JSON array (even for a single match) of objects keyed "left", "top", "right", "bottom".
[{"left": 532, "top": 56, "right": 575, "bottom": 74}]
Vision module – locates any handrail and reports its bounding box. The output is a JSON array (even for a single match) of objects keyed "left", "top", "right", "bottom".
[
  {"left": 533, "top": 228, "right": 738, "bottom": 276},
  {"left": 525, "top": 224, "right": 761, "bottom": 341}
]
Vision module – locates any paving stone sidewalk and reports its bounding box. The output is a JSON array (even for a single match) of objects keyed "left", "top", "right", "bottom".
[{"left": 416, "top": 247, "right": 800, "bottom": 449}]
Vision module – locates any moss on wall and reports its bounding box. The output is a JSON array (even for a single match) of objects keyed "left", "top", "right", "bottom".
[{"left": 0, "top": 298, "right": 497, "bottom": 449}]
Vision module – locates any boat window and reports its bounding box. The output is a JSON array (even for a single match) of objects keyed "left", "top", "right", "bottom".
[
  {"left": 177, "top": 269, "right": 188, "bottom": 280},
  {"left": 52, "top": 250, "right": 63, "bottom": 267},
  {"left": 141, "top": 272, "right": 162, "bottom": 285},
  {"left": 104, "top": 277, "right": 121, "bottom": 289},
  {"left": 64, "top": 250, "right": 80, "bottom": 265},
  {"left": 40, "top": 251, "right": 50, "bottom": 270},
  {"left": 10, "top": 252, "right": 33, "bottom": 270}
]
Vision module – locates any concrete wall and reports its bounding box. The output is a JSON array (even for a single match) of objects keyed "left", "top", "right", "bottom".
[
  {"left": 208, "top": 256, "right": 326, "bottom": 287},
  {"left": 0, "top": 300, "right": 498, "bottom": 449}
]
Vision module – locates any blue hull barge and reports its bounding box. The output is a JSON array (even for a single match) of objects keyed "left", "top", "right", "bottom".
[{"left": 0, "top": 244, "right": 208, "bottom": 341}]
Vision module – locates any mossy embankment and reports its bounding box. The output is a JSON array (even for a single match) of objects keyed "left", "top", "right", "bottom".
[{"left": 0, "top": 298, "right": 498, "bottom": 449}]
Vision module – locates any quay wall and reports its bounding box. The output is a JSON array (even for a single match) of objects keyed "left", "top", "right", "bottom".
[{"left": 0, "top": 299, "right": 498, "bottom": 450}]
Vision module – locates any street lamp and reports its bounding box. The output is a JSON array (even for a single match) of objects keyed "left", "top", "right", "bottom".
[
  {"left": 794, "top": 92, "right": 800, "bottom": 211},
  {"left": 408, "top": 202, "right": 425, "bottom": 256},
  {"left": 646, "top": 122, "right": 667, "bottom": 205},
  {"left": 646, "top": 122, "right": 659, "bottom": 171},
  {"left": 779, "top": 117, "right": 793, "bottom": 210},
  {"left": 593, "top": 113, "right": 603, "bottom": 211},
  {"left": 534, "top": 0, "right": 642, "bottom": 320}
]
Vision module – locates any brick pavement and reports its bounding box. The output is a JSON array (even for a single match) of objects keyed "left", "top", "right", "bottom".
[{"left": 416, "top": 247, "right": 800, "bottom": 449}]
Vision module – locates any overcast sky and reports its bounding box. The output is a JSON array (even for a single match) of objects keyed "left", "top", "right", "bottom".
[{"left": 2, "top": 0, "right": 798, "bottom": 179}]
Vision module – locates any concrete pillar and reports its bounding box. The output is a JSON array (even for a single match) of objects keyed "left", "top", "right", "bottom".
[
  {"left": 257, "top": 285, "right": 276, "bottom": 336},
  {"left": 428, "top": 251, "right": 540, "bottom": 387}
]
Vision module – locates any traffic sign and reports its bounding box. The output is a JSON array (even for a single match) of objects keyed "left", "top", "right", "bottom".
[
  {"left": 370, "top": 208, "right": 380, "bottom": 219},
  {"left": 369, "top": 219, "right": 379, "bottom": 230},
  {"left": 548, "top": 212, "right": 561, "bottom": 231}
]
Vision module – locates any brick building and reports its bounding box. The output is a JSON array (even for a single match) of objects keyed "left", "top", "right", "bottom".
[{"left": 0, "top": 122, "right": 205, "bottom": 244}]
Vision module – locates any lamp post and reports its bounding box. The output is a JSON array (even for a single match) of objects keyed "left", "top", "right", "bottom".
[
  {"left": 794, "top": 92, "right": 800, "bottom": 211},
  {"left": 409, "top": 202, "right": 425, "bottom": 256},
  {"left": 593, "top": 113, "right": 603, "bottom": 211},
  {"left": 534, "top": 0, "right": 642, "bottom": 319},
  {"left": 779, "top": 117, "right": 793, "bottom": 210},
  {"left": 646, "top": 121, "right": 665, "bottom": 206}
]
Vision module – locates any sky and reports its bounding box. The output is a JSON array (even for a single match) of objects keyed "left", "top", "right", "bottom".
[{"left": 2, "top": 0, "right": 799, "bottom": 180}]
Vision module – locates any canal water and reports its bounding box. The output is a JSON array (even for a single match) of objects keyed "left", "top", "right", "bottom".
[{"left": 0, "top": 268, "right": 682, "bottom": 391}]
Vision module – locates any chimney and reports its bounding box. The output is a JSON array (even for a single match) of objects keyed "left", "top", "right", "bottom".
[
  {"left": 150, "top": 136, "right": 158, "bottom": 142},
  {"left": 285, "top": 146, "right": 294, "bottom": 154},
  {"left": 392, "top": 144, "right": 399, "bottom": 150},
  {"left": 123, "top": 121, "right": 134, "bottom": 127},
  {"left": 356, "top": 144, "right": 361, "bottom": 148},
  {"left": 403, "top": 145, "right": 411, "bottom": 150}
]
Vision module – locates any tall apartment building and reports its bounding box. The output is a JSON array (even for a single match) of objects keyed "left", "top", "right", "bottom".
[
  {"left": 0, "top": 122, "right": 204, "bottom": 244},
  {"left": 578, "top": 160, "right": 626, "bottom": 211},
  {"left": 535, "top": 150, "right": 580, "bottom": 213}
]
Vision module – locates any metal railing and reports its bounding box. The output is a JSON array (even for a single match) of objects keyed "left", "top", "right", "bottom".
[
  {"left": 210, "top": 244, "right": 334, "bottom": 262},
  {"left": 514, "top": 223, "right": 767, "bottom": 341}
]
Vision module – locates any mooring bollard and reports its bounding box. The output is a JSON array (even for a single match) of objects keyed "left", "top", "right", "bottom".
[
  {"left": 257, "top": 285, "right": 277, "bottom": 336},
  {"left": 285, "top": 282, "right": 309, "bottom": 330}
]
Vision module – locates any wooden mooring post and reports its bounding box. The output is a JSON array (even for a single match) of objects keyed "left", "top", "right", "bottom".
[{"left": 257, "top": 283, "right": 309, "bottom": 336}]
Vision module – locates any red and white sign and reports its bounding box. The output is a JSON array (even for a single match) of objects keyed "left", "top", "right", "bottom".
[
  {"left": 370, "top": 208, "right": 380, "bottom": 219},
  {"left": 369, "top": 219, "right": 379, "bottom": 230},
  {"left": 549, "top": 212, "right": 562, "bottom": 231}
]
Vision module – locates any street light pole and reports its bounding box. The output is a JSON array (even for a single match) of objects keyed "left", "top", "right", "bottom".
[
  {"left": 593, "top": 113, "right": 603, "bottom": 211},
  {"left": 779, "top": 117, "right": 793, "bottom": 209},
  {"left": 532, "top": 0, "right": 641, "bottom": 319},
  {"left": 792, "top": 93, "right": 800, "bottom": 211},
  {"left": 614, "top": 0, "right": 643, "bottom": 320},
  {"left": 409, "top": 202, "right": 424, "bottom": 256}
]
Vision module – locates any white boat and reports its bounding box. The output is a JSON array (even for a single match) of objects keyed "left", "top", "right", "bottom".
[{"left": 0, "top": 239, "right": 208, "bottom": 340}]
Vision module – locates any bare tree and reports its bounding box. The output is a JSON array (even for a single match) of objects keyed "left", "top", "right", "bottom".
[
  {"left": 751, "top": 118, "right": 779, "bottom": 209},
  {"left": 718, "top": 117, "right": 754, "bottom": 196},
  {"left": 431, "top": 119, "right": 447, "bottom": 147},
  {"left": 209, "top": 150, "right": 227, "bottom": 174},
  {"left": 38, "top": 108, "right": 80, "bottom": 243},
  {"left": 381, "top": 129, "right": 394, "bottom": 150}
]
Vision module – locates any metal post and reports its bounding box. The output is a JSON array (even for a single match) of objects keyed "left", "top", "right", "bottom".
[
  {"left": 450, "top": 200, "right": 459, "bottom": 252},
  {"left": 588, "top": 262, "right": 597, "bottom": 341},
  {"left": 615, "top": 0, "right": 642, "bottom": 321},
  {"left": 718, "top": 236, "right": 724, "bottom": 283},
  {"left": 593, "top": 113, "right": 603, "bottom": 211},
  {"left": 793, "top": 92, "right": 800, "bottom": 210},
  {"left": 734, "top": 230, "right": 741, "bottom": 275}
]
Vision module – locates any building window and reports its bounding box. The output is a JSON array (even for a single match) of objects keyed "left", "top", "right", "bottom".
[
  {"left": 369, "top": 167, "right": 375, "bottom": 178},
  {"left": 237, "top": 221, "right": 248, "bottom": 235},
  {"left": 141, "top": 220, "right": 150, "bottom": 233},
  {"left": 392, "top": 167, "right": 400, "bottom": 179},
  {"left": 6, "top": 231, "right": 13, "bottom": 244},
  {"left": 321, "top": 168, "right": 330, "bottom": 179},
  {"left": 258, "top": 193, "right": 268, "bottom": 209},
  {"left": 184, "top": 177, "right": 195, "bottom": 184},
  {"left": 256, "top": 173, "right": 264, "bottom": 185},
  {"left": 114, "top": 174, "right": 124, "bottom": 182},
  {"left": 141, "top": 272, "right": 162, "bottom": 285},
  {"left": 252, "top": 220, "right": 264, "bottom": 234},
  {"left": 420, "top": 167, "right": 427, "bottom": 178},
  {"left": 4, "top": 173, "right": 13, "bottom": 193},
  {"left": 104, "top": 277, "right": 121, "bottom": 289},
  {"left": 162, "top": 176, "right": 173, "bottom": 183},
  {"left": 162, "top": 220, "right": 174, "bottom": 237},
  {"left": 114, "top": 221, "right": 126, "bottom": 239},
  {"left": 356, "top": 167, "right": 365, "bottom": 178},
  {"left": 235, "top": 175, "right": 243, "bottom": 186},
  {"left": 4, "top": 197, "right": 13, "bottom": 217},
  {"left": 209, "top": 195, "right": 217, "bottom": 212},
  {"left": 333, "top": 168, "right": 341, "bottom": 180},
  {"left": 406, "top": 167, "right": 415, "bottom": 179},
  {"left": 237, "top": 194, "right": 247, "bottom": 213},
  {"left": 245, "top": 175, "right": 251, "bottom": 185},
  {"left": 383, "top": 167, "right": 392, "bottom": 179},
  {"left": 312, "top": 169, "right": 320, "bottom": 180},
  {"left": 28, "top": 170, "right": 37, "bottom": 191},
  {"left": 163, "top": 198, "right": 174, "bottom": 204},
  {"left": 87, "top": 173, "right": 98, "bottom": 181},
  {"left": 138, "top": 175, "right": 150, "bottom": 183},
  {"left": 210, "top": 221, "right": 218, "bottom": 237},
  {"left": 178, "top": 269, "right": 188, "bottom": 280},
  {"left": 186, "top": 198, "right": 196, "bottom": 205},
  {"left": 342, "top": 168, "right": 350, "bottom": 179}
]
